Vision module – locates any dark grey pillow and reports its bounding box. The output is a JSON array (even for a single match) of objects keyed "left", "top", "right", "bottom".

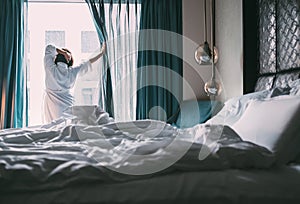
[{"left": 269, "top": 86, "right": 291, "bottom": 97}]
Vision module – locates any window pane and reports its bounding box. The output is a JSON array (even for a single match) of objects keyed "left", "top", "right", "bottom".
[
  {"left": 81, "top": 31, "right": 99, "bottom": 53},
  {"left": 45, "top": 31, "right": 65, "bottom": 47},
  {"left": 82, "top": 88, "right": 94, "bottom": 104}
]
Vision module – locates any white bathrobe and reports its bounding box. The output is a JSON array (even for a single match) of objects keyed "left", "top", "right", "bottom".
[{"left": 43, "top": 44, "right": 91, "bottom": 123}]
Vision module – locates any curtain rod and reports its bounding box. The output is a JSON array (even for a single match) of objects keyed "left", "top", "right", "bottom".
[
  {"left": 27, "top": 0, "right": 141, "bottom": 3},
  {"left": 28, "top": 0, "right": 85, "bottom": 3}
]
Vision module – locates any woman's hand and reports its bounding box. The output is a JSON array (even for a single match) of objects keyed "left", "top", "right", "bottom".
[
  {"left": 101, "top": 42, "right": 106, "bottom": 54},
  {"left": 89, "top": 42, "right": 107, "bottom": 64}
]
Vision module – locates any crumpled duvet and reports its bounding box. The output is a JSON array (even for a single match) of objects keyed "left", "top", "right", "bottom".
[{"left": 0, "top": 119, "right": 275, "bottom": 192}]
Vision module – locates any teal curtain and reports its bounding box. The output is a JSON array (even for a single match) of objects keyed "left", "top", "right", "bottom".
[
  {"left": 85, "top": 0, "right": 108, "bottom": 43},
  {"left": 85, "top": 0, "right": 114, "bottom": 117},
  {"left": 0, "top": 0, "right": 27, "bottom": 129},
  {"left": 136, "top": 0, "right": 183, "bottom": 123}
]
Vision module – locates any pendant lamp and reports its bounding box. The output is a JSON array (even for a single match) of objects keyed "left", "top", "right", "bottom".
[
  {"left": 195, "top": 0, "right": 221, "bottom": 96},
  {"left": 194, "top": 0, "right": 218, "bottom": 65}
]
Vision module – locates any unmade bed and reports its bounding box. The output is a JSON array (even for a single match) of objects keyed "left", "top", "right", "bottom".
[
  {"left": 0, "top": 75, "right": 300, "bottom": 204},
  {"left": 1, "top": 0, "right": 300, "bottom": 203}
]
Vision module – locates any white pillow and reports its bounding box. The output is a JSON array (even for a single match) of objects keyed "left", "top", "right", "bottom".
[
  {"left": 206, "top": 90, "right": 270, "bottom": 126},
  {"left": 232, "top": 96, "right": 300, "bottom": 164}
]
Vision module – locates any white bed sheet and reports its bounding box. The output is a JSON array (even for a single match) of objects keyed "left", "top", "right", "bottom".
[{"left": 0, "top": 119, "right": 294, "bottom": 204}]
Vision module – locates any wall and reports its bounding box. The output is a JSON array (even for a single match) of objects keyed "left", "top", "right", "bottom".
[
  {"left": 183, "top": 0, "right": 243, "bottom": 101},
  {"left": 182, "top": 0, "right": 212, "bottom": 101},
  {"left": 215, "top": 0, "right": 243, "bottom": 100}
]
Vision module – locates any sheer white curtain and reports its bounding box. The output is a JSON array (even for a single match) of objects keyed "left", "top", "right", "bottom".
[
  {"left": 83, "top": 0, "right": 141, "bottom": 121},
  {"left": 103, "top": 2, "right": 141, "bottom": 121}
]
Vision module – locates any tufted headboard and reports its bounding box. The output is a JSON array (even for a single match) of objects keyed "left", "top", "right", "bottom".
[{"left": 243, "top": 0, "right": 300, "bottom": 93}]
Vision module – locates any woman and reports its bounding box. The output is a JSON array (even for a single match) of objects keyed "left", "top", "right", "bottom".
[{"left": 43, "top": 43, "right": 106, "bottom": 123}]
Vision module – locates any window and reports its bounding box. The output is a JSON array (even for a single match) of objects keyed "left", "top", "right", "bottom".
[
  {"left": 27, "top": 2, "right": 100, "bottom": 126},
  {"left": 45, "top": 31, "right": 65, "bottom": 47},
  {"left": 82, "top": 88, "right": 95, "bottom": 104},
  {"left": 26, "top": 1, "right": 141, "bottom": 125},
  {"left": 81, "top": 31, "right": 99, "bottom": 53}
]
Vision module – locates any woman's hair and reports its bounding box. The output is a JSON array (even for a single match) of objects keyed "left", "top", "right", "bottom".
[{"left": 54, "top": 48, "right": 74, "bottom": 67}]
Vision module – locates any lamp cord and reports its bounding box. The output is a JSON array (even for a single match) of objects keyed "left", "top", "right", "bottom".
[
  {"left": 204, "top": 0, "right": 207, "bottom": 42},
  {"left": 211, "top": 0, "right": 215, "bottom": 79}
]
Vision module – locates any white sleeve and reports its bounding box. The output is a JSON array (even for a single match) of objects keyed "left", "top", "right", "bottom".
[
  {"left": 72, "top": 60, "right": 92, "bottom": 76},
  {"left": 68, "top": 60, "right": 92, "bottom": 89},
  {"left": 44, "top": 44, "right": 57, "bottom": 70}
]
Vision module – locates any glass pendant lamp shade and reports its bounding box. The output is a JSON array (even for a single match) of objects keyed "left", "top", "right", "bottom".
[
  {"left": 204, "top": 78, "right": 222, "bottom": 96},
  {"left": 195, "top": 41, "right": 211, "bottom": 64},
  {"left": 194, "top": 43, "right": 219, "bottom": 65}
]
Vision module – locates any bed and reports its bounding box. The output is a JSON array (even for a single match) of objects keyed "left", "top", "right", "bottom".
[
  {"left": 0, "top": 78, "right": 300, "bottom": 204},
  {"left": 1, "top": 0, "right": 300, "bottom": 203}
]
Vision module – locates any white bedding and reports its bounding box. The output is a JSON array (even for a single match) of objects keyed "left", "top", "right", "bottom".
[
  {"left": 1, "top": 81, "right": 300, "bottom": 204},
  {"left": 0, "top": 118, "right": 276, "bottom": 203}
]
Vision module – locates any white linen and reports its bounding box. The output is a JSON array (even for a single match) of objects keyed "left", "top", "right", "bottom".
[
  {"left": 232, "top": 95, "right": 300, "bottom": 164},
  {"left": 43, "top": 44, "right": 92, "bottom": 123},
  {"left": 62, "top": 105, "right": 114, "bottom": 125},
  {"left": 0, "top": 106, "right": 290, "bottom": 204},
  {"left": 0, "top": 119, "right": 274, "bottom": 188},
  {"left": 206, "top": 90, "right": 270, "bottom": 126},
  {"left": 206, "top": 78, "right": 300, "bottom": 127}
]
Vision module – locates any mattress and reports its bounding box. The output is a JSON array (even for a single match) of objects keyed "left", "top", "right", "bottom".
[{"left": 1, "top": 165, "right": 300, "bottom": 204}]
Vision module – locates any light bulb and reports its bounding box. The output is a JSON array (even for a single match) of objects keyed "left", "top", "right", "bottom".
[{"left": 204, "top": 79, "right": 222, "bottom": 96}]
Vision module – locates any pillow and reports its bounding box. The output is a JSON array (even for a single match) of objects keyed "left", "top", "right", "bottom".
[
  {"left": 175, "top": 100, "right": 223, "bottom": 128},
  {"left": 269, "top": 86, "right": 291, "bottom": 97},
  {"left": 289, "top": 79, "right": 300, "bottom": 96},
  {"left": 206, "top": 90, "right": 271, "bottom": 126},
  {"left": 267, "top": 78, "right": 300, "bottom": 97},
  {"left": 288, "top": 78, "right": 300, "bottom": 87},
  {"left": 232, "top": 95, "right": 300, "bottom": 164},
  {"left": 207, "top": 79, "right": 300, "bottom": 127},
  {"left": 63, "top": 105, "right": 114, "bottom": 125}
]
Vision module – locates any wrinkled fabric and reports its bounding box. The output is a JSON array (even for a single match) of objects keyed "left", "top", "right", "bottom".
[{"left": 0, "top": 120, "right": 275, "bottom": 194}]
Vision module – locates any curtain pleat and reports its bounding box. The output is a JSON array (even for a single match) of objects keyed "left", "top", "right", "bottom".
[
  {"left": 85, "top": 0, "right": 114, "bottom": 117},
  {"left": 136, "top": 0, "right": 183, "bottom": 123},
  {"left": 0, "top": 0, "right": 27, "bottom": 129}
]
